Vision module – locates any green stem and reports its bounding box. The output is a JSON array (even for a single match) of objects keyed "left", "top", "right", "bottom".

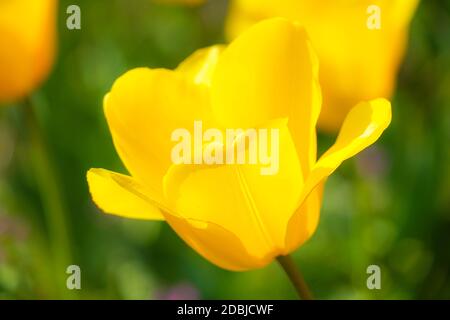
[
  {"left": 277, "top": 255, "right": 313, "bottom": 300},
  {"left": 23, "top": 97, "right": 73, "bottom": 297}
]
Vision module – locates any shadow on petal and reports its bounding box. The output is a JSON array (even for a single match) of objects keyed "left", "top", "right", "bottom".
[{"left": 164, "top": 212, "right": 274, "bottom": 271}]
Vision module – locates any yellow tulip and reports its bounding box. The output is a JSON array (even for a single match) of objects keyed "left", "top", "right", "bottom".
[
  {"left": 227, "top": 0, "right": 417, "bottom": 132},
  {"left": 0, "top": 0, "right": 57, "bottom": 104},
  {"left": 87, "top": 18, "right": 391, "bottom": 271}
]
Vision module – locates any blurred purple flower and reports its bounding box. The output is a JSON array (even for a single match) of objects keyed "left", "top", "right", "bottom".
[
  {"left": 154, "top": 282, "right": 200, "bottom": 300},
  {"left": 0, "top": 213, "right": 29, "bottom": 242},
  {"left": 356, "top": 146, "right": 390, "bottom": 179}
]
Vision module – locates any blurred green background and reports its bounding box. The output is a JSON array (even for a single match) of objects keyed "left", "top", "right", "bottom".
[{"left": 0, "top": 0, "right": 449, "bottom": 299}]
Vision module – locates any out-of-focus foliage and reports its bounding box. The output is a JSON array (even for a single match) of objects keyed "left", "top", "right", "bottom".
[{"left": 0, "top": 0, "right": 449, "bottom": 299}]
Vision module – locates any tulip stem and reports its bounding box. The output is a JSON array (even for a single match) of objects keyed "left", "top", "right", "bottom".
[
  {"left": 277, "top": 255, "right": 313, "bottom": 300},
  {"left": 23, "top": 97, "right": 73, "bottom": 297}
]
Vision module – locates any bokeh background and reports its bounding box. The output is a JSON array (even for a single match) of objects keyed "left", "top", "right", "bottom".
[{"left": 0, "top": 0, "right": 449, "bottom": 299}]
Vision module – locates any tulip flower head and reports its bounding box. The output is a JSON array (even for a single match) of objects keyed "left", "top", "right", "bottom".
[
  {"left": 226, "top": 0, "right": 417, "bottom": 131},
  {"left": 0, "top": 0, "right": 57, "bottom": 104},
  {"left": 87, "top": 18, "right": 391, "bottom": 271}
]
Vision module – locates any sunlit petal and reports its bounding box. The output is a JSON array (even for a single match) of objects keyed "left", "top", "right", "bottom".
[{"left": 87, "top": 168, "right": 164, "bottom": 220}]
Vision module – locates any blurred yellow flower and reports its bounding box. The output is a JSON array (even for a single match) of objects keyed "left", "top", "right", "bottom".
[
  {"left": 0, "top": 0, "right": 57, "bottom": 104},
  {"left": 227, "top": 0, "right": 417, "bottom": 132},
  {"left": 87, "top": 18, "right": 391, "bottom": 271}
]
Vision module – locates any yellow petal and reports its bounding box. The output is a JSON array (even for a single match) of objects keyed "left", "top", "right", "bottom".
[
  {"left": 176, "top": 45, "right": 224, "bottom": 86},
  {"left": 226, "top": 0, "right": 418, "bottom": 132},
  {"left": 0, "top": 0, "right": 56, "bottom": 103},
  {"left": 164, "top": 214, "right": 269, "bottom": 271},
  {"left": 312, "top": 0, "right": 418, "bottom": 131},
  {"left": 104, "top": 68, "right": 213, "bottom": 195},
  {"left": 87, "top": 168, "right": 164, "bottom": 220},
  {"left": 284, "top": 182, "right": 323, "bottom": 254},
  {"left": 212, "top": 18, "right": 322, "bottom": 174},
  {"left": 300, "top": 98, "right": 392, "bottom": 207},
  {"left": 164, "top": 163, "right": 275, "bottom": 260},
  {"left": 163, "top": 120, "right": 303, "bottom": 257}
]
